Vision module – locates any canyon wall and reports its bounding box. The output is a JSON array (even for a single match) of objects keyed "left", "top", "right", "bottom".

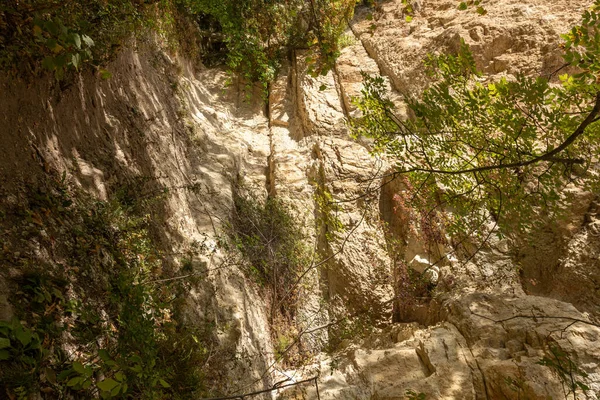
[{"left": 1, "top": 0, "right": 599, "bottom": 399}]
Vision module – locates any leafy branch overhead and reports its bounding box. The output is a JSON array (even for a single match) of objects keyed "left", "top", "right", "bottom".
[
  {"left": 2, "top": 0, "right": 356, "bottom": 86},
  {"left": 180, "top": 0, "right": 357, "bottom": 89},
  {"left": 0, "top": 0, "right": 162, "bottom": 76},
  {"left": 351, "top": 1, "right": 600, "bottom": 235}
]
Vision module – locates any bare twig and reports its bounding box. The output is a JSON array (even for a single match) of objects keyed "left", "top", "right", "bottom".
[{"left": 471, "top": 312, "right": 600, "bottom": 329}]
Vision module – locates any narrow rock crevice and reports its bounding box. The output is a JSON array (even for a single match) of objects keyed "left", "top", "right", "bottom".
[
  {"left": 475, "top": 360, "right": 491, "bottom": 400},
  {"left": 331, "top": 62, "right": 352, "bottom": 120}
]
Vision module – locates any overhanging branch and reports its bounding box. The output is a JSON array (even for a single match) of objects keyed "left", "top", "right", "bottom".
[{"left": 397, "top": 93, "right": 600, "bottom": 176}]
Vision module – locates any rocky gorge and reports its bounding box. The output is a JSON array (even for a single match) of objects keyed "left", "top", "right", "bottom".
[{"left": 1, "top": 0, "right": 599, "bottom": 399}]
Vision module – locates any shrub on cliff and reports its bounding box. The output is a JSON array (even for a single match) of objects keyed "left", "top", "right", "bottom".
[
  {"left": 351, "top": 2, "right": 600, "bottom": 240},
  {"left": 178, "top": 0, "right": 357, "bottom": 90}
]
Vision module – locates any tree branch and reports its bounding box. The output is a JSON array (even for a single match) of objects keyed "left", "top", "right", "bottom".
[
  {"left": 471, "top": 311, "right": 600, "bottom": 329},
  {"left": 398, "top": 93, "right": 600, "bottom": 176}
]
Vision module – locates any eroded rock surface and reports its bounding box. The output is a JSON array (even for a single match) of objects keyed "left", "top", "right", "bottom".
[
  {"left": 0, "top": 40, "right": 275, "bottom": 394},
  {"left": 278, "top": 1, "right": 600, "bottom": 399},
  {"left": 1, "top": 0, "right": 599, "bottom": 398}
]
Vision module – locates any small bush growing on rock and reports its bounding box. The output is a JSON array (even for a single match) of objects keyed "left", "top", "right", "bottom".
[
  {"left": 227, "top": 189, "right": 308, "bottom": 319},
  {"left": 405, "top": 389, "right": 426, "bottom": 400},
  {"left": 538, "top": 344, "right": 590, "bottom": 398}
]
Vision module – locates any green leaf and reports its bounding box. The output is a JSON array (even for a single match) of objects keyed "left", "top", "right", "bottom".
[
  {"left": 158, "top": 378, "right": 171, "bottom": 388},
  {"left": 51, "top": 43, "right": 64, "bottom": 54},
  {"left": 319, "top": 84, "right": 327, "bottom": 91},
  {"left": 405, "top": 15, "right": 413, "bottom": 22},
  {"left": 46, "top": 21, "right": 59, "bottom": 36},
  {"left": 15, "top": 327, "right": 32, "bottom": 346},
  {"left": 82, "top": 34, "right": 94, "bottom": 48},
  {"left": 55, "top": 67, "right": 65, "bottom": 81},
  {"left": 73, "top": 361, "right": 85, "bottom": 374},
  {"left": 98, "top": 378, "right": 119, "bottom": 392},
  {"left": 45, "top": 368, "right": 57, "bottom": 384},
  {"left": 0, "top": 337, "right": 10, "bottom": 349},
  {"left": 57, "top": 369, "right": 72, "bottom": 380},
  {"left": 111, "top": 384, "right": 122, "bottom": 396},
  {"left": 67, "top": 377, "right": 82, "bottom": 387},
  {"left": 71, "top": 53, "right": 81, "bottom": 70},
  {"left": 98, "top": 349, "right": 111, "bottom": 362},
  {"left": 73, "top": 33, "right": 81, "bottom": 49},
  {"left": 0, "top": 349, "right": 10, "bottom": 360},
  {"left": 130, "top": 364, "right": 142, "bottom": 373},
  {"left": 100, "top": 70, "right": 112, "bottom": 80},
  {"left": 458, "top": 2, "right": 468, "bottom": 10},
  {"left": 54, "top": 54, "right": 67, "bottom": 68},
  {"left": 46, "top": 38, "right": 57, "bottom": 51},
  {"left": 577, "top": 382, "right": 590, "bottom": 391},
  {"left": 52, "top": 288, "right": 64, "bottom": 300}
]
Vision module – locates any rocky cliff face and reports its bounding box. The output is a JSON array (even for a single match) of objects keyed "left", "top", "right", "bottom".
[
  {"left": 1, "top": 0, "right": 599, "bottom": 399},
  {"left": 0, "top": 41, "right": 277, "bottom": 393},
  {"left": 283, "top": 1, "right": 600, "bottom": 399}
]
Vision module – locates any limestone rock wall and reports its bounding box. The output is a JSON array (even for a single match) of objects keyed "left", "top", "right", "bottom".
[
  {"left": 276, "top": 1, "right": 600, "bottom": 399},
  {"left": 1, "top": 0, "right": 600, "bottom": 398},
  {"left": 0, "top": 39, "right": 276, "bottom": 394}
]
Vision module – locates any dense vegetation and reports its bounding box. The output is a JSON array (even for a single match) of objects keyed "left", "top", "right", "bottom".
[
  {"left": 0, "top": 0, "right": 360, "bottom": 397},
  {"left": 227, "top": 189, "right": 307, "bottom": 319},
  {"left": 179, "top": 0, "right": 356, "bottom": 88},
  {"left": 0, "top": 0, "right": 167, "bottom": 78},
  {"left": 0, "top": 0, "right": 357, "bottom": 88},
  {"left": 0, "top": 175, "right": 219, "bottom": 398}
]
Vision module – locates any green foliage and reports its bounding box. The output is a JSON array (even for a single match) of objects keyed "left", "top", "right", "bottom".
[
  {"left": 337, "top": 31, "right": 357, "bottom": 50},
  {"left": 504, "top": 375, "right": 526, "bottom": 397},
  {"left": 307, "top": 0, "right": 357, "bottom": 76},
  {"left": 0, "top": 175, "right": 215, "bottom": 398},
  {"left": 226, "top": 191, "right": 314, "bottom": 366},
  {"left": 178, "top": 0, "right": 357, "bottom": 90},
  {"left": 1, "top": 0, "right": 356, "bottom": 87},
  {"left": 177, "top": 0, "right": 293, "bottom": 89},
  {"left": 0, "top": 319, "right": 45, "bottom": 396},
  {"left": 401, "top": 0, "right": 416, "bottom": 22},
  {"left": 314, "top": 185, "right": 345, "bottom": 242},
  {"left": 392, "top": 259, "right": 434, "bottom": 322},
  {"left": 562, "top": 4, "right": 600, "bottom": 80},
  {"left": 405, "top": 389, "right": 427, "bottom": 400},
  {"left": 33, "top": 17, "right": 94, "bottom": 79},
  {"left": 0, "top": 0, "right": 182, "bottom": 77},
  {"left": 537, "top": 344, "right": 590, "bottom": 397},
  {"left": 325, "top": 313, "right": 373, "bottom": 352},
  {"left": 274, "top": 329, "right": 295, "bottom": 360},
  {"left": 351, "top": 3, "right": 600, "bottom": 239}
]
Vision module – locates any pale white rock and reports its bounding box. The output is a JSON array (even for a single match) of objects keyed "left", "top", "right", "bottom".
[{"left": 409, "top": 254, "right": 432, "bottom": 273}]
